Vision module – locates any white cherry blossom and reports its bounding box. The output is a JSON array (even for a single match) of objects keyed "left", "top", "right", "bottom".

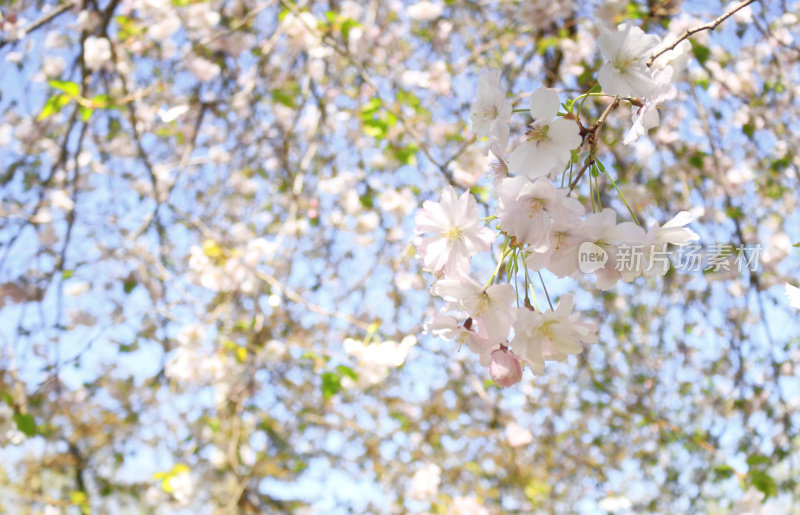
[
  {"left": 414, "top": 186, "right": 496, "bottom": 275},
  {"left": 470, "top": 70, "right": 512, "bottom": 140},
  {"left": 511, "top": 295, "right": 598, "bottom": 374},
  {"left": 786, "top": 283, "right": 800, "bottom": 309},
  {"left": 431, "top": 276, "right": 515, "bottom": 342},
  {"left": 84, "top": 36, "right": 112, "bottom": 70},
  {"left": 508, "top": 87, "right": 581, "bottom": 179},
  {"left": 598, "top": 23, "right": 662, "bottom": 97},
  {"left": 623, "top": 66, "right": 676, "bottom": 144},
  {"left": 424, "top": 313, "right": 498, "bottom": 365},
  {"left": 577, "top": 208, "right": 624, "bottom": 290},
  {"left": 496, "top": 176, "right": 584, "bottom": 251},
  {"left": 489, "top": 347, "right": 523, "bottom": 387}
]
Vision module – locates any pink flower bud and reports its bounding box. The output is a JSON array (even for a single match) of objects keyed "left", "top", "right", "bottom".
[{"left": 490, "top": 348, "right": 522, "bottom": 388}]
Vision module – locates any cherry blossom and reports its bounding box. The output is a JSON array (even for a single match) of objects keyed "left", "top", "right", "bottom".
[
  {"left": 577, "top": 208, "right": 625, "bottom": 290},
  {"left": 414, "top": 186, "right": 496, "bottom": 275},
  {"left": 470, "top": 70, "right": 512, "bottom": 140},
  {"left": 511, "top": 295, "right": 599, "bottom": 374},
  {"left": 786, "top": 283, "right": 800, "bottom": 309},
  {"left": 424, "top": 313, "right": 498, "bottom": 365},
  {"left": 598, "top": 23, "right": 662, "bottom": 97},
  {"left": 623, "top": 66, "right": 676, "bottom": 144},
  {"left": 508, "top": 87, "right": 582, "bottom": 179},
  {"left": 496, "top": 176, "right": 583, "bottom": 251},
  {"left": 525, "top": 217, "right": 587, "bottom": 277},
  {"left": 619, "top": 211, "right": 700, "bottom": 279},
  {"left": 650, "top": 211, "right": 701, "bottom": 247},
  {"left": 489, "top": 347, "right": 523, "bottom": 387},
  {"left": 83, "top": 35, "right": 112, "bottom": 70},
  {"left": 431, "top": 276, "right": 515, "bottom": 342}
]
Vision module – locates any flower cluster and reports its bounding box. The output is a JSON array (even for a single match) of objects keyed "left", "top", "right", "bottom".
[{"left": 416, "top": 23, "right": 699, "bottom": 387}]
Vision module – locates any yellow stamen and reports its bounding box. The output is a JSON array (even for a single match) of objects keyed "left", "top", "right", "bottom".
[
  {"left": 444, "top": 226, "right": 463, "bottom": 241},
  {"left": 529, "top": 198, "right": 545, "bottom": 218}
]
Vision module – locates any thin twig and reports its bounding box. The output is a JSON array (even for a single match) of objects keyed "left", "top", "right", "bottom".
[
  {"left": 255, "top": 271, "right": 372, "bottom": 332},
  {"left": 647, "top": 0, "right": 759, "bottom": 67},
  {"left": 0, "top": 1, "right": 77, "bottom": 49},
  {"left": 277, "top": 0, "right": 461, "bottom": 185},
  {"left": 569, "top": 96, "right": 619, "bottom": 193},
  {"left": 537, "top": 271, "right": 553, "bottom": 310}
]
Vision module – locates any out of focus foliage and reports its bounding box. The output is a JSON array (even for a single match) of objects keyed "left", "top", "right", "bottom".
[{"left": 0, "top": 0, "right": 798, "bottom": 513}]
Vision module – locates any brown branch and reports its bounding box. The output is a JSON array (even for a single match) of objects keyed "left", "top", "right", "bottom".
[
  {"left": 277, "top": 0, "right": 461, "bottom": 186},
  {"left": 647, "top": 0, "right": 760, "bottom": 67},
  {"left": 255, "top": 271, "right": 373, "bottom": 332},
  {"left": 569, "top": 96, "right": 619, "bottom": 193},
  {"left": 0, "top": 1, "right": 77, "bottom": 50}
]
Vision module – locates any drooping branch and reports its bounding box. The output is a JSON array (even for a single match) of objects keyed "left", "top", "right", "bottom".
[
  {"left": 0, "top": 1, "right": 78, "bottom": 50},
  {"left": 647, "top": 0, "right": 760, "bottom": 67},
  {"left": 569, "top": 96, "right": 619, "bottom": 193}
]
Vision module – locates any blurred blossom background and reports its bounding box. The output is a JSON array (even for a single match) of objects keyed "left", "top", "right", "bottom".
[{"left": 0, "top": 0, "right": 799, "bottom": 513}]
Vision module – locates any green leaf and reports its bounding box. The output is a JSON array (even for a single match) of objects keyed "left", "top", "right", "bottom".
[
  {"left": 61, "top": 270, "right": 74, "bottom": 279},
  {"left": 625, "top": 2, "right": 647, "bottom": 20},
  {"left": 749, "top": 469, "right": 777, "bottom": 498},
  {"left": 397, "top": 90, "right": 423, "bottom": 112},
  {"left": 746, "top": 454, "right": 771, "bottom": 467},
  {"left": 80, "top": 106, "right": 94, "bottom": 122},
  {"left": 321, "top": 372, "right": 342, "bottom": 399},
  {"left": 13, "top": 412, "right": 36, "bottom": 436},
  {"left": 595, "top": 159, "right": 606, "bottom": 173},
  {"left": 690, "top": 40, "right": 711, "bottom": 66},
  {"left": 362, "top": 117, "right": 389, "bottom": 139},
  {"left": 359, "top": 191, "right": 373, "bottom": 209},
  {"left": 726, "top": 205, "right": 743, "bottom": 221},
  {"left": 392, "top": 143, "right": 418, "bottom": 166},
  {"left": 359, "top": 98, "right": 382, "bottom": 119},
  {"left": 694, "top": 77, "right": 710, "bottom": 90},
  {"left": 92, "top": 94, "right": 114, "bottom": 109},
  {"left": 336, "top": 364, "right": 358, "bottom": 381},
  {"left": 48, "top": 79, "right": 80, "bottom": 97},
  {"left": 536, "top": 36, "right": 558, "bottom": 55},
  {"left": 713, "top": 464, "right": 735, "bottom": 479},
  {"left": 70, "top": 490, "right": 89, "bottom": 514},
  {"left": 742, "top": 123, "right": 755, "bottom": 139},
  {"left": 341, "top": 18, "right": 359, "bottom": 39},
  {"left": 300, "top": 350, "right": 321, "bottom": 361},
  {"left": 524, "top": 479, "right": 552, "bottom": 506},
  {"left": 272, "top": 89, "right": 297, "bottom": 109},
  {"left": 37, "top": 94, "right": 71, "bottom": 121},
  {"left": 123, "top": 280, "right": 137, "bottom": 294},
  {"left": 688, "top": 151, "right": 706, "bottom": 169}
]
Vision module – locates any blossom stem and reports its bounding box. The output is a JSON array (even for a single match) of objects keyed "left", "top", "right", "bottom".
[
  {"left": 485, "top": 237, "right": 512, "bottom": 289},
  {"left": 523, "top": 258, "right": 537, "bottom": 311},
  {"left": 537, "top": 271, "right": 554, "bottom": 310},
  {"left": 592, "top": 174, "right": 603, "bottom": 211},
  {"left": 569, "top": 96, "right": 619, "bottom": 194},
  {"left": 601, "top": 167, "right": 641, "bottom": 226}
]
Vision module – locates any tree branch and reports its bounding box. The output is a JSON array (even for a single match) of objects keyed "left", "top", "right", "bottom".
[
  {"left": 647, "top": 0, "right": 759, "bottom": 67},
  {"left": 0, "top": 1, "right": 77, "bottom": 50},
  {"left": 569, "top": 96, "right": 619, "bottom": 193}
]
